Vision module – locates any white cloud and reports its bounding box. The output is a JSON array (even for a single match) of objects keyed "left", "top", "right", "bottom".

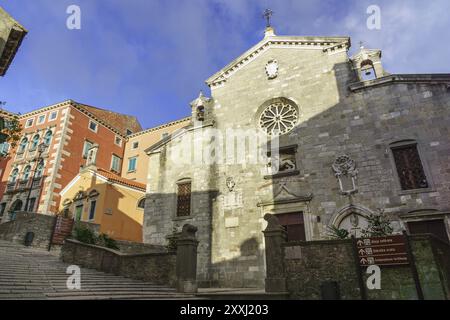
[{"left": 1, "top": 0, "right": 449, "bottom": 127}]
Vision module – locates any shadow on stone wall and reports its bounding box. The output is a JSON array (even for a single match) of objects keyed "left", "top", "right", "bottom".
[{"left": 144, "top": 59, "right": 450, "bottom": 290}]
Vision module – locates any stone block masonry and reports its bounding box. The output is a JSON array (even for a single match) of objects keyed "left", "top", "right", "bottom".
[
  {"left": 61, "top": 224, "right": 200, "bottom": 292},
  {"left": 143, "top": 30, "right": 450, "bottom": 289},
  {"left": 269, "top": 234, "right": 450, "bottom": 299},
  {"left": 0, "top": 212, "right": 55, "bottom": 250},
  {"left": 62, "top": 239, "right": 177, "bottom": 287}
]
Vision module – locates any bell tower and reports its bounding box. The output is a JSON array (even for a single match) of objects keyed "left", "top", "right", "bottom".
[
  {"left": 190, "top": 91, "right": 212, "bottom": 124},
  {"left": 351, "top": 42, "right": 389, "bottom": 81}
]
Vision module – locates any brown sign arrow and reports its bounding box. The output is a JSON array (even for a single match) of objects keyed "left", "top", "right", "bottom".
[{"left": 356, "top": 235, "right": 409, "bottom": 266}]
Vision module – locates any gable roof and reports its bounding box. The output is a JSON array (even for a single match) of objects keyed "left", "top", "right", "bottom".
[
  {"left": 77, "top": 103, "right": 143, "bottom": 135},
  {"left": 206, "top": 34, "right": 350, "bottom": 88},
  {"left": 127, "top": 116, "right": 191, "bottom": 139},
  {"left": 19, "top": 100, "right": 142, "bottom": 137},
  {"left": 97, "top": 168, "right": 146, "bottom": 191}
]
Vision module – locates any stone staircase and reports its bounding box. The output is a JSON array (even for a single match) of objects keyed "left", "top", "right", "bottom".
[{"left": 0, "top": 240, "right": 196, "bottom": 300}]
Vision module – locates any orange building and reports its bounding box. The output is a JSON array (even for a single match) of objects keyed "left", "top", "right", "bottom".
[
  {"left": 0, "top": 100, "right": 141, "bottom": 222},
  {"left": 57, "top": 117, "right": 191, "bottom": 242},
  {"left": 59, "top": 166, "right": 146, "bottom": 242}
]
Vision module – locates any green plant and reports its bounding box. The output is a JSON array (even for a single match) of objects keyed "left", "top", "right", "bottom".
[
  {"left": 73, "top": 224, "right": 96, "bottom": 245},
  {"left": 326, "top": 225, "right": 350, "bottom": 240},
  {"left": 97, "top": 233, "right": 119, "bottom": 250},
  {"left": 361, "top": 209, "right": 394, "bottom": 238},
  {"left": 0, "top": 113, "right": 23, "bottom": 157},
  {"left": 72, "top": 224, "right": 120, "bottom": 250}
]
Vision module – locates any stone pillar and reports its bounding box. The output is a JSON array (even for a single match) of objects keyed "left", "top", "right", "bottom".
[
  {"left": 263, "top": 214, "right": 287, "bottom": 293},
  {"left": 176, "top": 224, "right": 199, "bottom": 293}
]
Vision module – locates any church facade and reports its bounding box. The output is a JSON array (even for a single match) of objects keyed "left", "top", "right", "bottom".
[{"left": 143, "top": 27, "right": 450, "bottom": 288}]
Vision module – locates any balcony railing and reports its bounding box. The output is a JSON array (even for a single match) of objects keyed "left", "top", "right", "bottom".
[
  {"left": 5, "top": 177, "right": 44, "bottom": 193},
  {"left": 6, "top": 182, "right": 16, "bottom": 192},
  {"left": 32, "top": 177, "right": 43, "bottom": 188},
  {"left": 18, "top": 179, "right": 30, "bottom": 190},
  {"left": 15, "top": 152, "right": 24, "bottom": 160}
]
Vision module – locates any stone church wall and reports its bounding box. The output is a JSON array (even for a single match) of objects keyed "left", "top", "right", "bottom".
[
  {"left": 144, "top": 134, "right": 215, "bottom": 285},
  {"left": 143, "top": 36, "right": 450, "bottom": 288}
]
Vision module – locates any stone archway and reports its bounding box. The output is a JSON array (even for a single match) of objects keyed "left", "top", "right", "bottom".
[
  {"left": 10, "top": 199, "right": 23, "bottom": 212},
  {"left": 330, "top": 204, "right": 373, "bottom": 238}
]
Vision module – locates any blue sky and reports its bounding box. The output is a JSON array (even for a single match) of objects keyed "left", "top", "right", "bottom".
[{"left": 0, "top": 0, "right": 449, "bottom": 129}]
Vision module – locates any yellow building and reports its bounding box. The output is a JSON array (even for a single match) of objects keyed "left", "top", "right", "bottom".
[
  {"left": 59, "top": 166, "right": 146, "bottom": 242},
  {"left": 122, "top": 117, "right": 190, "bottom": 184}
]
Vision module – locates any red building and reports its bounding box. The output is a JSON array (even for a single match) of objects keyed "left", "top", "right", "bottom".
[{"left": 0, "top": 100, "right": 141, "bottom": 221}]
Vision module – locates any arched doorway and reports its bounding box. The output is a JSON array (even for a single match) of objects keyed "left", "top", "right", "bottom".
[
  {"left": 11, "top": 199, "right": 23, "bottom": 212},
  {"left": 9, "top": 199, "right": 23, "bottom": 221},
  {"left": 330, "top": 204, "right": 372, "bottom": 238}
]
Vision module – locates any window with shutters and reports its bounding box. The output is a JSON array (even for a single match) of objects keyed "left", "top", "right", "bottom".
[
  {"left": 111, "top": 154, "right": 121, "bottom": 173},
  {"left": 83, "top": 140, "right": 93, "bottom": 158},
  {"left": 128, "top": 157, "right": 137, "bottom": 172},
  {"left": 176, "top": 181, "right": 191, "bottom": 217},
  {"left": 391, "top": 143, "right": 429, "bottom": 191}
]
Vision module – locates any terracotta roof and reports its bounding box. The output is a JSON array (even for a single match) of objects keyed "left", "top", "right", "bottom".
[
  {"left": 76, "top": 103, "right": 143, "bottom": 136},
  {"left": 97, "top": 168, "right": 146, "bottom": 191}
]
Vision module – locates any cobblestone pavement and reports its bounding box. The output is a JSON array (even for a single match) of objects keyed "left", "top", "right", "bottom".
[{"left": 0, "top": 240, "right": 196, "bottom": 300}]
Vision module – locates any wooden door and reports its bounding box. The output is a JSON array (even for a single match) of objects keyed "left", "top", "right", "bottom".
[
  {"left": 276, "top": 212, "right": 306, "bottom": 242},
  {"left": 408, "top": 219, "right": 449, "bottom": 243}
]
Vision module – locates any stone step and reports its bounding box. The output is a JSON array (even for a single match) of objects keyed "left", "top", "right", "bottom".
[
  {"left": 47, "top": 294, "right": 198, "bottom": 300},
  {"left": 0, "top": 240, "right": 181, "bottom": 300},
  {"left": 44, "top": 290, "right": 184, "bottom": 298}
]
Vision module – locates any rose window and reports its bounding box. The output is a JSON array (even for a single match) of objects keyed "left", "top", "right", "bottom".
[{"left": 259, "top": 101, "right": 298, "bottom": 136}]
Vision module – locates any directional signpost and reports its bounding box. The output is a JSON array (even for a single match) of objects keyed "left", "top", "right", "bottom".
[{"left": 356, "top": 235, "right": 409, "bottom": 267}]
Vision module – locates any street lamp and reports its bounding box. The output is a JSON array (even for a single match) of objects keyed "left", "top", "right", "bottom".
[{"left": 24, "top": 142, "right": 48, "bottom": 212}]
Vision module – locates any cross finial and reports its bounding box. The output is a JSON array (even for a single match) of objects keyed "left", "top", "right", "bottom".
[{"left": 263, "top": 9, "right": 274, "bottom": 28}]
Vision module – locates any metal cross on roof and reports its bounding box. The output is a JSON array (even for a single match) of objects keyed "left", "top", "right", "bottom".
[{"left": 263, "top": 9, "right": 274, "bottom": 28}]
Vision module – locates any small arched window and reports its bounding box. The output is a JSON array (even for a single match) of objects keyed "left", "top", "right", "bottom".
[
  {"left": 89, "top": 189, "right": 100, "bottom": 198},
  {"left": 10, "top": 169, "right": 19, "bottom": 183},
  {"left": 23, "top": 165, "right": 31, "bottom": 181},
  {"left": 360, "top": 60, "right": 376, "bottom": 81},
  {"left": 18, "top": 138, "right": 28, "bottom": 153},
  {"left": 30, "top": 134, "right": 40, "bottom": 151},
  {"left": 138, "top": 198, "right": 146, "bottom": 209},
  {"left": 43, "top": 130, "right": 53, "bottom": 146},
  {"left": 35, "top": 161, "right": 44, "bottom": 178}
]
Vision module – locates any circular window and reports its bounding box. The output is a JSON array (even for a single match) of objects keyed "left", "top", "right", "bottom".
[{"left": 259, "top": 100, "right": 298, "bottom": 136}]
